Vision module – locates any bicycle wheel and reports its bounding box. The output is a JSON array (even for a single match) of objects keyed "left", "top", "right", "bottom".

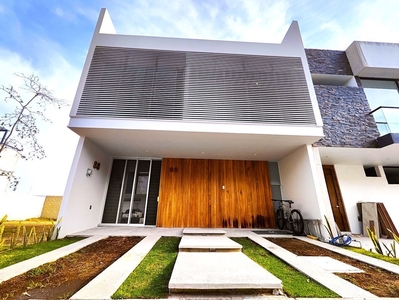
[
  {"left": 276, "top": 208, "right": 285, "bottom": 230},
  {"left": 290, "top": 209, "right": 304, "bottom": 236}
]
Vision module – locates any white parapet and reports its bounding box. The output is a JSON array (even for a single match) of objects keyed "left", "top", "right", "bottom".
[{"left": 346, "top": 41, "right": 399, "bottom": 79}]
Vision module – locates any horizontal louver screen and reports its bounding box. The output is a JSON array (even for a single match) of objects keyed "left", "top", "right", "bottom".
[{"left": 77, "top": 46, "right": 315, "bottom": 125}]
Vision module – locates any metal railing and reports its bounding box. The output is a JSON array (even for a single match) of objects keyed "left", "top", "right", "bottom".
[{"left": 368, "top": 106, "right": 399, "bottom": 135}]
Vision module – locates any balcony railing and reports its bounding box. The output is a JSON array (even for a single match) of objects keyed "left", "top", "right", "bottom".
[{"left": 368, "top": 106, "right": 399, "bottom": 136}]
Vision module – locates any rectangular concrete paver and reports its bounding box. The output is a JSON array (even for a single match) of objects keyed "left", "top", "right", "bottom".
[
  {"left": 0, "top": 235, "right": 106, "bottom": 283},
  {"left": 249, "top": 235, "right": 377, "bottom": 298},
  {"left": 183, "top": 228, "right": 226, "bottom": 236},
  {"left": 71, "top": 235, "right": 161, "bottom": 299},
  {"left": 179, "top": 235, "right": 242, "bottom": 252},
  {"left": 169, "top": 251, "right": 282, "bottom": 291},
  {"left": 299, "top": 256, "right": 363, "bottom": 273}
]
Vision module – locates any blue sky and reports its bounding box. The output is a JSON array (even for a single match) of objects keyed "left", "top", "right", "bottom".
[{"left": 0, "top": 0, "right": 399, "bottom": 195}]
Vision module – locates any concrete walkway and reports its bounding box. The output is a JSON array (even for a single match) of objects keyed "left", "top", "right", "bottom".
[
  {"left": 169, "top": 229, "right": 282, "bottom": 293},
  {"left": 1, "top": 226, "right": 398, "bottom": 299}
]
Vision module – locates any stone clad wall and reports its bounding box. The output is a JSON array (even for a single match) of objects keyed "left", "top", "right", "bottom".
[
  {"left": 305, "top": 49, "right": 353, "bottom": 75},
  {"left": 314, "top": 85, "right": 380, "bottom": 148}
]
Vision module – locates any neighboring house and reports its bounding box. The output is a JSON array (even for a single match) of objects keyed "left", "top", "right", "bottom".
[{"left": 57, "top": 8, "right": 399, "bottom": 238}]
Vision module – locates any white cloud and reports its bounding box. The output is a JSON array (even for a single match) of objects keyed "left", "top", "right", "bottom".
[
  {"left": 110, "top": 0, "right": 291, "bottom": 43},
  {"left": 353, "top": 1, "right": 399, "bottom": 44}
]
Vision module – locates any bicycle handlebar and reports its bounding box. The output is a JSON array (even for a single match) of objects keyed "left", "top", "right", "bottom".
[{"left": 271, "top": 199, "right": 294, "bottom": 204}]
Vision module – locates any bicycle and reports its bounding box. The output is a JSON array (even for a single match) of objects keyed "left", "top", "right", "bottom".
[{"left": 272, "top": 199, "right": 304, "bottom": 236}]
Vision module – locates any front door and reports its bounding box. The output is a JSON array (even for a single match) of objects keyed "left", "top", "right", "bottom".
[
  {"left": 102, "top": 159, "right": 162, "bottom": 225},
  {"left": 322, "top": 165, "right": 350, "bottom": 231},
  {"left": 156, "top": 158, "right": 275, "bottom": 228}
]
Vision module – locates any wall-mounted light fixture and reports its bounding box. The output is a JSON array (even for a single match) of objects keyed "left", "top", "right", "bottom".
[
  {"left": 86, "top": 168, "right": 93, "bottom": 177},
  {"left": 93, "top": 161, "right": 101, "bottom": 170}
]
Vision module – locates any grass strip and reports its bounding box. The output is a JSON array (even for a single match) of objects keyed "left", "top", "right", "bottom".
[
  {"left": 0, "top": 237, "right": 83, "bottom": 269},
  {"left": 232, "top": 237, "right": 339, "bottom": 298},
  {"left": 112, "top": 237, "right": 180, "bottom": 299},
  {"left": 345, "top": 246, "right": 399, "bottom": 265}
]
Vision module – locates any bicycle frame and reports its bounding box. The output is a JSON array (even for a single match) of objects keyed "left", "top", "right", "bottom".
[{"left": 272, "top": 199, "right": 304, "bottom": 236}]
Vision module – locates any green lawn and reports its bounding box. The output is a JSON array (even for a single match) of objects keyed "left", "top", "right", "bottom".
[
  {"left": 0, "top": 237, "right": 83, "bottom": 269},
  {"left": 345, "top": 245, "right": 399, "bottom": 265},
  {"left": 112, "top": 237, "right": 180, "bottom": 299},
  {"left": 232, "top": 237, "right": 339, "bottom": 298}
]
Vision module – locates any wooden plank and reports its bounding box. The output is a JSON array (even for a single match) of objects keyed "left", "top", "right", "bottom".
[
  {"left": 157, "top": 158, "right": 274, "bottom": 228},
  {"left": 377, "top": 203, "right": 399, "bottom": 239}
]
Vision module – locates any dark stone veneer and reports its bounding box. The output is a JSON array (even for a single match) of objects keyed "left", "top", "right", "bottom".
[
  {"left": 314, "top": 85, "right": 380, "bottom": 148},
  {"left": 305, "top": 49, "right": 353, "bottom": 75}
]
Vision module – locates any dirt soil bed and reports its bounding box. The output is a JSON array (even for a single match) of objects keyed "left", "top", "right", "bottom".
[
  {"left": 0, "top": 236, "right": 143, "bottom": 299},
  {"left": 268, "top": 237, "right": 399, "bottom": 297}
]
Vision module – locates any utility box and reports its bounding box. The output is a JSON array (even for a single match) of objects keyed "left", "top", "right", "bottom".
[{"left": 359, "top": 202, "right": 379, "bottom": 238}]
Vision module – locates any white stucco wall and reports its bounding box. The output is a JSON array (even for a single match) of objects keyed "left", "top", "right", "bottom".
[
  {"left": 0, "top": 192, "right": 45, "bottom": 220},
  {"left": 279, "top": 145, "right": 336, "bottom": 234},
  {"left": 334, "top": 164, "right": 399, "bottom": 235},
  {"left": 57, "top": 137, "right": 112, "bottom": 237}
]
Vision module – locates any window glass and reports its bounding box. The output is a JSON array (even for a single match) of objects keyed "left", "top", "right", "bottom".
[
  {"left": 383, "top": 167, "right": 399, "bottom": 184},
  {"left": 361, "top": 79, "right": 399, "bottom": 110}
]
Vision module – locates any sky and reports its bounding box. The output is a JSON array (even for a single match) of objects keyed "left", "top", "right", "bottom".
[{"left": 0, "top": 0, "right": 398, "bottom": 195}]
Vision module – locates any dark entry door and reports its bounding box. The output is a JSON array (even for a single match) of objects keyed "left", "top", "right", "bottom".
[
  {"left": 322, "top": 165, "right": 350, "bottom": 231},
  {"left": 101, "top": 159, "right": 161, "bottom": 225}
]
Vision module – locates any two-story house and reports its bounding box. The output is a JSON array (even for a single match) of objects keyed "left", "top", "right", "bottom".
[{"left": 57, "top": 8, "right": 399, "bottom": 238}]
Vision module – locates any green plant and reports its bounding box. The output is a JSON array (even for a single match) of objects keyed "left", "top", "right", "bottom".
[
  {"left": 0, "top": 215, "right": 8, "bottom": 250},
  {"left": 10, "top": 222, "right": 22, "bottom": 249},
  {"left": 366, "top": 226, "right": 384, "bottom": 255},
  {"left": 39, "top": 226, "right": 46, "bottom": 243},
  {"left": 0, "top": 215, "right": 7, "bottom": 225},
  {"left": 324, "top": 215, "right": 334, "bottom": 239},
  {"left": 344, "top": 246, "right": 399, "bottom": 265},
  {"left": 46, "top": 218, "right": 62, "bottom": 241},
  {"left": 27, "top": 262, "right": 56, "bottom": 277},
  {"left": 388, "top": 229, "right": 399, "bottom": 243},
  {"left": 29, "top": 227, "right": 38, "bottom": 244},
  {"left": 27, "top": 280, "right": 45, "bottom": 289},
  {"left": 22, "top": 225, "right": 28, "bottom": 247},
  {"left": 0, "top": 225, "right": 5, "bottom": 248},
  {"left": 366, "top": 226, "right": 396, "bottom": 257}
]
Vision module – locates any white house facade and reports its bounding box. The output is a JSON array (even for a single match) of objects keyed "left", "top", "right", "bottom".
[{"left": 57, "top": 9, "right": 399, "bottom": 238}]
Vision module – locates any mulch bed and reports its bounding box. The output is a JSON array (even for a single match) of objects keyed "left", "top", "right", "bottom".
[
  {"left": 0, "top": 236, "right": 143, "bottom": 299},
  {"left": 267, "top": 237, "right": 399, "bottom": 297}
]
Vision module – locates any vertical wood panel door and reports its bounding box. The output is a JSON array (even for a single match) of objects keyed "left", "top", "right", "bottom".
[
  {"left": 157, "top": 158, "right": 275, "bottom": 228},
  {"left": 323, "top": 165, "right": 350, "bottom": 231}
]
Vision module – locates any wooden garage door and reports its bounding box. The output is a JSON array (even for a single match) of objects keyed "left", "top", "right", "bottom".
[{"left": 156, "top": 158, "right": 275, "bottom": 228}]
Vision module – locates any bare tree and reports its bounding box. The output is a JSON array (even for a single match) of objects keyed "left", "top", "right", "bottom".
[{"left": 0, "top": 73, "right": 67, "bottom": 189}]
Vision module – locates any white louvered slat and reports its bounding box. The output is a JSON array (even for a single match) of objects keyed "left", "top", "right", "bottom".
[{"left": 77, "top": 46, "right": 315, "bottom": 125}]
